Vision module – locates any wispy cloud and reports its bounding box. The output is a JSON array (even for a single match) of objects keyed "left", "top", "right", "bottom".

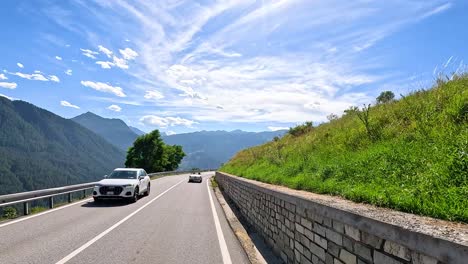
[
  {"left": 60, "top": 100, "right": 80, "bottom": 109},
  {"left": 96, "top": 61, "right": 114, "bottom": 69},
  {"left": 55, "top": 56, "right": 62, "bottom": 60},
  {"left": 49, "top": 75, "right": 60, "bottom": 82},
  {"left": 140, "top": 115, "right": 197, "bottom": 128},
  {"left": 107, "top": 104, "right": 122, "bottom": 112},
  {"left": 39, "top": 0, "right": 454, "bottom": 127},
  {"left": 144, "top": 90, "right": 164, "bottom": 100},
  {"left": 268, "top": 126, "right": 289, "bottom": 131},
  {"left": 80, "top": 80, "right": 126, "bottom": 97},
  {"left": 0, "top": 73, "right": 7, "bottom": 80},
  {"left": 80, "top": 48, "right": 99, "bottom": 59},
  {"left": 65, "top": 69, "right": 73, "bottom": 75},
  {"left": 17, "top": 63, "right": 24, "bottom": 68},
  {"left": 0, "top": 82, "right": 17, "bottom": 89},
  {"left": 98, "top": 45, "right": 113, "bottom": 58},
  {"left": 421, "top": 2, "right": 452, "bottom": 19}
]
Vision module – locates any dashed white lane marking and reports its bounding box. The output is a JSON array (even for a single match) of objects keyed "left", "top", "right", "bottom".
[
  {"left": 207, "top": 178, "right": 233, "bottom": 264},
  {"left": 55, "top": 179, "right": 185, "bottom": 264},
  {"left": 0, "top": 198, "right": 93, "bottom": 229}
]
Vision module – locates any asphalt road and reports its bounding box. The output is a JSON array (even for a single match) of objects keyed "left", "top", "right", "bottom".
[{"left": 0, "top": 172, "right": 249, "bottom": 264}]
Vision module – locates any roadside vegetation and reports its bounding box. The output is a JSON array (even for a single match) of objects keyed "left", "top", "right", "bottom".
[
  {"left": 222, "top": 74, "right": 468, "bottom": 222},
  {"left": 125, "top": 130, "right": 185, "bottom": 173}
]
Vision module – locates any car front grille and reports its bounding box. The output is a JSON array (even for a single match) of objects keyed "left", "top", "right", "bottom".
[{"left": 99, "top": 186, "right": 123, "bottom": 195}]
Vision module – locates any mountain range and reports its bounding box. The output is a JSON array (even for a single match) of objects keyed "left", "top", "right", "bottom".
[
  {"left": 0, "top": 97, "right": 286, "bottom": 194},
  {"left": 68, "top": 111, "right": 286, "bottom": 170},
  {"left": 0, "top": 97, "right": 125, "bottom": 195}
]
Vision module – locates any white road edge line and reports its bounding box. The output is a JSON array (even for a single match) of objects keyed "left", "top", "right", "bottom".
[
  {"left": 207, "top": 177, "right": 233, "bottom": 264},
  {"left": 55, "top": 178, "right": 185, "bottom": 264},
  {"left": 0, "top": 198, "right": 93, "bottom": 229}
]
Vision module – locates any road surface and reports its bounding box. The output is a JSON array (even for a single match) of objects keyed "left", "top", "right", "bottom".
[{"left": 0, "top": 172, "right": 249, "bottom": 264}]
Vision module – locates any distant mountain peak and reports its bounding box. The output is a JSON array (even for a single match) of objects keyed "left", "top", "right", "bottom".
[{"left": 71, "top": 112, "right": 138, "bottom": 150}]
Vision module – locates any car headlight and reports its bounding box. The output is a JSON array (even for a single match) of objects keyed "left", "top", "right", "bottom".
[{"left": 122, "top": 184, "right": 134, "bottom": 188}]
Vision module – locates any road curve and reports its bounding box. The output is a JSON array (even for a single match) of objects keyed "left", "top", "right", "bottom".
[{"left": 0, "top": 172, "right": 249, "bottom": 264}]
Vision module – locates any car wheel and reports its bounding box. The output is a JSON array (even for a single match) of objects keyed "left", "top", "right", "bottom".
[
  {"left": 129, "top": 187, "right": 139, "bottom": 203},
  {"left": 144, "top": 183, "right": 151, "bottom": 196}
]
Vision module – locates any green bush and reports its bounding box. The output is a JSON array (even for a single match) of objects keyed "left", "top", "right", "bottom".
[
  {"left": 222, "top": 75, "right": 468, "bottom": 222},
  {"left": 3, "top": 207, "right": 17, "bottom": 219}
]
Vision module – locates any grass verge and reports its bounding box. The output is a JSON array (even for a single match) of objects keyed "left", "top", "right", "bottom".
[{"left": 222, "top": 75, "right": 468, "bottom": 222}]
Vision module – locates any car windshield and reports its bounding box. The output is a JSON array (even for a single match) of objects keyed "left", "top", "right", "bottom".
[{"left": 108, "top": 171, "right": 137, "bottom": 179}]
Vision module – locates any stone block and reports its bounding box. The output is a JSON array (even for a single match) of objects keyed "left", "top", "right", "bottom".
[
  {"left": 354, "top": 243, "right": 372, "bottom": 263},
  {"left": 344, "top": 225, "right": 361, "bottom": 241},
  {"left": 314, "top": 223, "right": 327, "bottom": 237},
  {"left": 302, "top": 217, "right": 313, "bottom": 230},
  {"left": 314, "top": 233, "right": 328, "bottom": 249},
  {"left": 411, "top": 252, "right": 438, "bottom": 264},
  {"left": 383, "top": 240, "right": 411, "bottom": 261},
  {"left": 373, "top": 251, "right": 404, "bottom": 264},
  {"left": 339, "top": 249, "right": 357, "bottom": 264},
  {"left": 309, "top": 241, "right": 326, "bottom": 261},
  {"left": 326, "top": 228, "right": 343, "bottom": 246},
  {"left": 361, "top": 232, "right": 383, "bottom": 249},
  {"left": 333, "top": 220, "right": 345, "bottom": 233},
  {"left": 343, "top": 236, "right": 353, "bottom": 252},
  {"left": 328, "top": 241, "right": 340, "bottom": 258}
]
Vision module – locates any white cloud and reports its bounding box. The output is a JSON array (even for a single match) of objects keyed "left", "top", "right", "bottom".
[
  {"left": 10, "top": 72, "right": 48, "bottom": 81},
  {"left": 49, "top": 75, "right": 60, "bottom": 82},
  {"left": 80, "top": 48, "right": 99, "bottom": 59},
  {"left": 60, "top": 100, "right": 80, "bottom": 109},
  {"left": 144, "top": 90, "right": 164, "bottom": 100},
  {"left": 17, "top": 63, "right": 24, "bottom": 68},
  {"left": 112, "top": 56, "right": 128, "bottom": 69},
  {"left": 107, "top": 104, "right": 122, "bottom": 112},
  {"left": 0, "top": 82, "right": 17, "bottom": 89},
  {"left": 421, "top": 3, "right": 452, "bottom": 19},
  {"left": 268, "top": 126, "right": 289, "bottom": 131},
  {"left": 65, "top": 69, "right": 72, "bottom": 75},
  {"left": 140, "top": 115, "right": 197, "bottom": 128},
  {"left": 166, "top": 131, "right": 176, "bottom": 135},
  {"left": 55, "top": 56, "right": 62, "bottom": 60},
  {"left": 98, "top": 45, "right": 113, "bottom": 58},
  {"left": 80, "top": 80, "right": 126, "bottom": 97},
  {"left": 65, "top": 0, "right": 452, "bottom": 125},
  {"left": 119, "top": 48, "right": 138, "bottom": 60},
  {"left": 0, "top": 73, "right": 7, "bottom": 80},
  {"left": 96, "top": 61, "right": 115, "bottom": 69}
]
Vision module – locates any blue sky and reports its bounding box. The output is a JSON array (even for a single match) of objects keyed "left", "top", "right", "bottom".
[{"left": 0, "top": 0, "right": 466, "bottom": 134}]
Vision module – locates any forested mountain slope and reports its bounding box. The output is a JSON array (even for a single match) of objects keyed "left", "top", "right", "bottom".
[
  {"left": 0, "top": 98, "right": 125, "bottom": 195},
  {"left": 72, "top": 112, "right": 138, "bottom": 151},
  {"left": 162, "top": 130, "right": 287, "bottom": 170}
]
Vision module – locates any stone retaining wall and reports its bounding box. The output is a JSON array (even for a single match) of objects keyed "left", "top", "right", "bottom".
[{"left": 215, "top": 172, "right": 468, "bottom": 264}]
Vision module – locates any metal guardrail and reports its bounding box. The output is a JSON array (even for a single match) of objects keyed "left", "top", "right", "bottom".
[{"left": 0, "top": 169, "right": 217, "bottom": 216}]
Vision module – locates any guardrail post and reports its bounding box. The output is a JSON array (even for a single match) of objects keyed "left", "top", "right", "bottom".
[
  {"left": 68, "top": 193, "right": 72, "bottom": 203},
  {"left": 49, "top": 197, "right": 54, "bottom": 209},
  {"left": 23, "top": 202, "right": 30, "bottom": 215},
  {"left": 83, "top": 189, "right": 86, "bottom": 198}
]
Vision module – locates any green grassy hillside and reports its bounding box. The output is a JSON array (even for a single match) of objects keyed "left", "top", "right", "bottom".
[{"left": 221, "top": 75, "right": 468, "bottom": 222}]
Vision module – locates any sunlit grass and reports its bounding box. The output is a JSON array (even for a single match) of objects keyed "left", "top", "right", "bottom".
[{"left": 222, "top": 75, "right": 468, "bottom": 222}]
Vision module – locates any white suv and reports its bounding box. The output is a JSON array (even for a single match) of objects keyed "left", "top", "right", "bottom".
[{"left": 93, "top": 168, "right": 151, "bottom": 203}]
